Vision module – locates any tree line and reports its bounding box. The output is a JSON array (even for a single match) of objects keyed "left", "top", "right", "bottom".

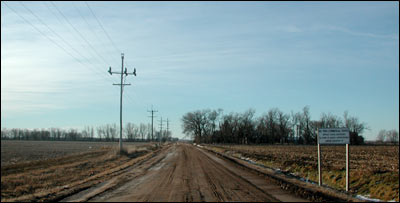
[
  {"left": 181, "top": 106, "right": 368, "bottom": 145},
  {"left": 1, "top": 122, "right": 174, "bottom": 142},
  {"left": 376, "top": 129, "right": 399, "bottom": 144}
]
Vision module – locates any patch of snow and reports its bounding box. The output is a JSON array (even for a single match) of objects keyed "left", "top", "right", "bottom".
[
  {"left": 356, "top": 195, "right": 382, "bottom": 202},
  {"left": 248, "top": 160, "right": 256, "bottom": 164}
]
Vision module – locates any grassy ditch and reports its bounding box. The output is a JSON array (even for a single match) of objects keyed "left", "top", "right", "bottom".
[{"left": 206, "top": 144, "right": 399, "bottom": 201}]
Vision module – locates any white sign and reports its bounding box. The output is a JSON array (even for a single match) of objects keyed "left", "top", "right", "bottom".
[{"left": 318, "top": 128, "right": 349, "bottom": 144}]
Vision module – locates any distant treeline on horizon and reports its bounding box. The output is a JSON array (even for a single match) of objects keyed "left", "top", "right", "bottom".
[
  {"left": 1, "top": 123, "right": 177, "bottom": 142},
  {"left": 182, "top": 106, "right": 370, "bottom": 145}
]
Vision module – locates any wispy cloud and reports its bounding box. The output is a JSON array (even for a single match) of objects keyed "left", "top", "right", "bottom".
[
  {"left": 311, "top": 25, "right": 399, "bottom": 40},
  {"left": 1, "top": 1, "right": 398, "bottom": 140},
  {"left": 276, "top": 25, "right": 303, "bottom": 33}
]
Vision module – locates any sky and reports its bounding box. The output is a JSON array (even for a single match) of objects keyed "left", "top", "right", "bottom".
[{"left": 1, "top": 1, "right": 399, "bottom": 141}]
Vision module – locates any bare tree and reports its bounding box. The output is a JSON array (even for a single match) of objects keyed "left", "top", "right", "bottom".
[
  {"left": 376, "top": 129, "right": 387, "bottom": 143},
  {"left": 182, "top": 110, "right": 204, "bottom": 143},
  {"left": 139, "top": 123, "right": 147, "bottom": 141},
  {"left": 343, "top": 111, "right": 368, "bottom": 145},
  {"left": 386, "top": 130, "right": 399, "bottom": 144},
  {"left": 96, "top": 126, "right": 104, "bottom": 141},
  {"left": 277, "top": 110, "right": 290, "bottom": 143},
  {"left": 320, "top": 112, "right": 343, "bottom": 128},
  {"left": 239, "top": 109, "right": 255, "bottom": 144},
  {"left": 125, "top": 123, "right": 135, "bottom": 141}
]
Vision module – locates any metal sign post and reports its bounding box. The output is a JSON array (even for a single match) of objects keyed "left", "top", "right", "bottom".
[
  {"left": 317, "top": 129, "right": 322, "bottom": 186},
  {"left": 318, "top": 128, "right": 350, "bottom": 192},
  {"left": 346, "top": 143, "right": 350, "bottom": 192}
]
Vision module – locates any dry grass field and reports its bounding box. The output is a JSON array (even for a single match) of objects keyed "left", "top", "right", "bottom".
[
  {"left": 206, "top": 144, "right": 399, "bottom": 201},
  {"left": 1, "top": 140, "right": 127, "bottom": 166},
  {"left": 1, "top": 140, "right": 159, "bottom": 202}
]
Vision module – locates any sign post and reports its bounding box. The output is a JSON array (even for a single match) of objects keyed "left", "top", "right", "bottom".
[
  {"left": 317, "top": 129, "right": 322, "bottom": 186},
  {"left": 318, "top": 128, "right": 350, "bottom": 191},
  {"left": 346, "top": 143, "right": 350, "bottom": 192}
]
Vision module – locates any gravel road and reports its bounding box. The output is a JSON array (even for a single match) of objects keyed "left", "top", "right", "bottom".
[{"left": 63, "top": 143, "right": 307, "bottom": 202}]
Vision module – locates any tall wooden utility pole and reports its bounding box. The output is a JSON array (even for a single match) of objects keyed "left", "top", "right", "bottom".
[
  {"left": 148, "top": 106, "right": 158, "bottom": 141},
  {"left": 159, "top": 117, "right": 166, "bottom": 145},
  {"left": 166, "top": 118, "right": 169, "bottom": 138},
  {"left": 108, "top": 53, "right": 136, "bottom": 153}
]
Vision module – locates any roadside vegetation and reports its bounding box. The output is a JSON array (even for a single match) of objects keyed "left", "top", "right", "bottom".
[
  {"left": 182, "top": 107, "right": 399, "bottom": 201},
  {"left": 1, "top": 142, "right": 159, "bottom": 202},
  {"left": 206, "top": 144, "right": 399, "bottom": 201}
]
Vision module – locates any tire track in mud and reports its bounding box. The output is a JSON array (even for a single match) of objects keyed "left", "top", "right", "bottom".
[
  {"left": 60, "top": 145, "right": 173, "bottom": 202},
  {"left": 194, "top": 145, "right": 279, "bottom": 202},
  {"left": 65, "top": 143, "right": 308, "bottom": 202}
]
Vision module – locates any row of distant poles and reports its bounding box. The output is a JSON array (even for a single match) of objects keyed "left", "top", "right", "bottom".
[
  {"left": 148, "top": 106, "right": 170, "bottom": 146},
  {"left": 108, "top": 53, "right": 136, "bottom": 153},
  {"left": 108, "top": 54, "right": 169, "bottom": 153}
]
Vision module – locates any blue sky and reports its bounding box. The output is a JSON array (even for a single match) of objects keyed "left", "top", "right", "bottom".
[{"left": 1, "top": 1, "right": 398, "bottom": 140}]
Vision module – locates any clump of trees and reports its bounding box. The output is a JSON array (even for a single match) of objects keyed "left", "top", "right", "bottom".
[
  {"left": 1, "top": 122, "right": 174, "bottom": 142},
  {"left": 182, "top": 107, "right": 368, "bottom": 145},
  {"left": 376, "top": 129, "right": 399, "bottom": 144}
]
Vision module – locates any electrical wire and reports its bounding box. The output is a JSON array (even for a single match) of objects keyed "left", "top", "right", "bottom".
[
  {"left": 85, "top": 1, "right": 121, "bottom": 54},
  {"left": 72, "top": 2, "right": 120, "bottom": 67},
  {"left": 50, "top": 2, "right": 113, "bottom": 68},
  {"left": 19, "top": 1, "right": 117, "bottom": 85},
  {"left": 2, "top": 2, "right": 114, "bottom": 85},
  {"left": 83, "top": 2, "right": 144, "bottom": 108}
]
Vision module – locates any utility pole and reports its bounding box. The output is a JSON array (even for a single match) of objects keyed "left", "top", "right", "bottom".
[
  {"left": 159, "top": 117, "right": 166, "bottom": 145},
  {"left": 147, "top": 106, "right": 158, "bottom": 141},
  {"left": 108, "top": 53, "right": 137, "bottom": 153},
  {"left": 166, "top": 118, "right": 171, "bottom": 139}
]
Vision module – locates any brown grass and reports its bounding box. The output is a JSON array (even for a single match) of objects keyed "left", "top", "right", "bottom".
[
  {"left": 206, "top": 144, "right": 399, "bottom": 201},
  {"left": 1, "top": 142, "right": 159, "bottom": 202}
]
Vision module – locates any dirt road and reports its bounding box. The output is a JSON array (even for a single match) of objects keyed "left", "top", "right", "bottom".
[{"left": 63, "top": 143, "right": 307, "bottom": 202}]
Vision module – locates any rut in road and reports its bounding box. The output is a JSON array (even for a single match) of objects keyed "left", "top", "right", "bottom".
[{"left": 69, "top": 143, "right": 307, "bottom": 202}]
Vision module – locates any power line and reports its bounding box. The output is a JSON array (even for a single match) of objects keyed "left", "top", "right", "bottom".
[
  {"left": 85, "top": 1, "right": 122, "bottom": 54},
  {"left": 2, "top": 2, "right": 113, "bottom": 85},
  {"left": 4, "top": 2, "right": 139, "bottom": 120},
  {"left": 41, "top": 2, "right": 122, "bottom": 89},
  {"left": 50, "top": 2, "right": 113, "bottom": 67},
  {"left": 45, "top": 1, "right": 107, "bottom": 68},
  {"left": 108, "top": 53, "right": 137, "bottom": 153},
  {"left": 9, "top": 2, "right": 140, "bottom": 111},
  {"left": 18, "top": 2, "right": 116, "bottom": 84},
  {"left": 147, "top": 106, "right": 158, "bottom": 141},
  {"left": 43, "top": 2, "right": 97, "bottom": 62},
  {"left": 81, "top": 2, "right": 145, "bottom": 109},
  {"left": 72, "top": 2, "right": 120, "bottom": 66},
  {"left": 77, "top": 2, "right": 143, "bottom": 109}
]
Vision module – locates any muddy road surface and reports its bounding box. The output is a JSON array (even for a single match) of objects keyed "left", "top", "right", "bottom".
[{"left": 62, "top": 143, "right": 307, "bottom": 202}]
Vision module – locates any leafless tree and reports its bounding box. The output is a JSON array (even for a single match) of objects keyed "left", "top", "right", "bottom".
[
  {"left": 139, "top": 123, "right": 148, "bottom": 141},
  {"left": 386, "top": 130, "right": 399, "bottom": 144},
  {"left": 343, "top": 111, "right": 368, "bottom": 145},
  {"left": 125, "top": 122, "right": 135, "bottom": 141},
  {"left": 320, "top": 112, "right": 343, "bottom": 128},
  {"left": 376, "top": 129, "right": 387, "bottom": 143}
]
